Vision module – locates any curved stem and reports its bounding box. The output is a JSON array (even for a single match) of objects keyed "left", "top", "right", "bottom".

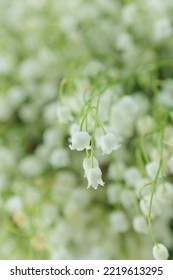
[
  {"left": 91, "top": 92, "right": 103, "bottom": 167},
  {"left": 80, "top": 106, "right": 97, "bottom": 131},
  {"left": 147, "top": 130, "right": 164, "bottom": 248},
  {"left": 96, "top": 117, "right": 107, "bottom": 135},
  {"left": 59, "top": 79, "right": 67, "bottom": 103}
]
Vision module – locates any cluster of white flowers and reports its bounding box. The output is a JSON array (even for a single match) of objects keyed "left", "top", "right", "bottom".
[
  {"left": 68, "top": 129, "right": 120, "bottom": 189},
  {"left": 0, "top": 0, "right": 173, "bottom": 260}
]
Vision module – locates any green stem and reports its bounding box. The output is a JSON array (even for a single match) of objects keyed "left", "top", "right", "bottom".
[
  {"left": 80, "top": 106, "right": 97, "bottom": 131},
  {"left": 147, "top": 130, "right": 164, "bottom": 248},
  {"left": 59, "top": 79, "right": 67, "bottom": 103},
  {"left": 91, "top": 92, "right": 103, "bottom": 167},
  {"left": 96, "top": 117, "right": 107, "bottom": 135},
  {"left": 139, "top": 181, "right": 153, "bottom": 201},
  {"left": 131, "top": 190, "right": 141, "bottom": 215}
]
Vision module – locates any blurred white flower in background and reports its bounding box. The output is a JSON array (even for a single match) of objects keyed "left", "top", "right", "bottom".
[
  {"left": 109, "top": 211, "right": 130, "bottom": 233},
  {"left": 133, "top": 216, "right": 149, "bottom": 235},
  {"left": 100, "top": 132, "right": 121, "bottom": 155}
]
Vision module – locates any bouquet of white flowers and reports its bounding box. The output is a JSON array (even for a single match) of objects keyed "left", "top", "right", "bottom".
[{"left": 0, "top": 0, "right": 173, "bottom": 260}]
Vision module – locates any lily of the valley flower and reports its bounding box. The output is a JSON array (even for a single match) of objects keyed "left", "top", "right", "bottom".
[
  {"left": 100, "top": 132, "right": 121, "bottom": 155},
  {"left": 86, "top": 167, "right": 104, "bottom": 190},
  {"left": 145, "top": 161, "right": 160, "bottom": 180},
  {"left": 56, "top": 105, "right": 73, "bottom": 124},
  {"left": 152, "top": 243, "right": 169, "bottom": 260},
  {"left": 132, "top": 215, "right": 149, "bottom": 234},
  {"left": 69, "top": 131, "right": 91, "bottom": 151},
  {"left": 83, "top": 157, "right": 99, "bottom": 177}
]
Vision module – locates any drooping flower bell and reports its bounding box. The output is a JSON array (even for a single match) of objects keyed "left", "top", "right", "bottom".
[
  {"left": 109, "top": 211, "right": 130, "bottom": 233},
  {"left": 140, "top": 194, "right": 161, "bottom": 218},
  {"left": 56, "top": 104, "right": 73, "bottom": 124},
  {"left": 100, "top": 132, "right": 121, "bottom": 155},
  {"left": 86, "top": 167, "right": 104, "bottom": 190},
  {"left": 132, "top": 215, "right": 149, "bottom": 234},
  {"left": 152, "top": 243, "right": 169, "bottom": 260},
  {"left": 69, "top": 131, "right": 91, "bottom": 151},
  {"left": 145, "top": 161, "right": 160, "bottom": 180},
  {"left": 83, "top": 157, "right": 99, "bottom": 177}
]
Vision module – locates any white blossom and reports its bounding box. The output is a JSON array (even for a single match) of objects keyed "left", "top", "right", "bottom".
[
  {"left": 19, "top": 156, "right": 43, "bottom": 177},
  {"left": 69, "top": 123, "right": 80, "bottom": 136},
  {"left": 1, "top": 0, "right": 173, "bottom": 261},
  {"left": 136, "top": 115, "right": 156, "bottom": 136},
  {"left": 133, "top": 215, "right": 149, "bottom": 234},
  {"left": 56, "top": 104, "right": 73, "bottom": 123},
  {"left": 120, "top": 190, "right": 134, "bottom": 209},
  {"left": 152, "top": 243, "right": 169, "bottom": 260},
  {"left": 156, "top": 182, "right": 173, "bottom": 205},
  {"left": 86, "top": 167, "right": 104, "bottom": 190},
  {"left": 49, "top": 148, "right": 70, "bottom": 168},
  {"left": 140, "top": 194, "right": 161, "bottom": 218},
  {"left": 83, "top": 157, "right": 99, "bottom": 177},
  {"left": 100, "top": 132, "right": 121, "bottom": 155},
  {"left": 145, "top": 161, "right": 160, "bottom": 180},
  {"left": 124, "top": 166, "right": 141, "bottom": 188},
  {"left": 109, "top": 211, "right": 130, "bottom": 233},
  {"left": 69, "top": 131, "right": 91, "bottom": 151},
  {"left": 5, "top": 196, "right": 23, "bottom": 214},
  {"left": 106, "top": 183, "right": 120, "bottom": 205}
]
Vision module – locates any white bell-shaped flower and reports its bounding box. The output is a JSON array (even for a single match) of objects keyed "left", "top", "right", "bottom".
[
  {"left": 106, "top": 183, "right": 120, "bottom": 205},
  {"left": 100, "top": 132, "right": 121, "bottom": 155},
  {"left": 124, "top": 166, "right": 141, "bottom": 188},
  {"left": 156, "top": 182, "right": 173, "bottom": 205},
  {"left": 145, "top": 161, "right": 160, "bottom": 180},
  {"left": 86, "top": 167, "right": 104, "bottom": 190},
  {"left": 49, "top": 148, "right": 70, "bottom": 168},
  {"left": 56, "top": 104, "right": 73, "bottom": 123},
  {"left": 153, "top": 243, "right": 169, "bottom": 260},
  {"left": 109, "top": 211, "right": 130, "bottom": 233},
  {"left": 133, "top": 215, "right": 149, "bottom": 234},
  {"left": 69, "top": 123, "right": 80, "bottom": 136},
  {"left": 120, "top": 190, "right": 134, "bottom": 209},
  {"left": 140, "top": 194, "right": 161, "bottom": 218},
  {"left": 83, "top": 157, "right": 99, "bottom": 177},
  {"left": 69, "top": 131, "right": 91, "bottom": 151},
  {"left": 5, "top": 196, "right": 23, "bottom": 214}
]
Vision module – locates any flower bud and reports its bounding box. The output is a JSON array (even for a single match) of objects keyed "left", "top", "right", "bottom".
[{"left": 153, "top": 243, "right": 169, "bottom": 260}]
